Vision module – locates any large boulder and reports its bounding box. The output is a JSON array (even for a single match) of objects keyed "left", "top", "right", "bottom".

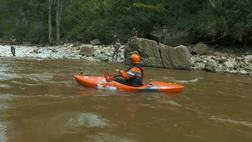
[
  {"left": 174, "top": 45, "right": 192, "bottom": 69},
  {"left": 125, "top": 38, "right": 191, "bottom": 70}
]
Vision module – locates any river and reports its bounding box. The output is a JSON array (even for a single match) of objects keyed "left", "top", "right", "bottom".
[{"left": 0, "top": 57, "right": 252, "bottom": 142}]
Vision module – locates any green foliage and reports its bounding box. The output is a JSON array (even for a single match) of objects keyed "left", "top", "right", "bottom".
[
  {"left": 192, "top": 0, "right": 252, "bottom": 43},
  {"left": 0, "top": 0, "right": 251, "bottom": 45},
  {"left": 0, "top": 0, "right": 47, "bottom": 43},
  {"left": 133, "top": 3, "right": 165, "bottom": 12}
]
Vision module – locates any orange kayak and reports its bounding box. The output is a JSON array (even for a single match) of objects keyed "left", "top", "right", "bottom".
[{"left": 74, "top": 75, "right": 184, "bottom": 94}]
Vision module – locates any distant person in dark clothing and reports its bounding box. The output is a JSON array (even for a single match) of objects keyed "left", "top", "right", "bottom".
[
  {"left": 160, "top": 26, "right": 167, "bottom": 43},
  {"left": 111, "top": 34, "right": 121, "bottom": 62},
  {"left": 10, "top": 36, "right": 16, "bottom": 56},
  {"left": 131, "top": 27, "right": 138, "bottom": 38},
  {"left": 128, "top": 27, "right": 138, "bottom": 42}
]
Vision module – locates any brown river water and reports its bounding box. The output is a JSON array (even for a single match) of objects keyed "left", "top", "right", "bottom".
[{"left": 0, "top": 57, "right": 252, "bottom": 142}]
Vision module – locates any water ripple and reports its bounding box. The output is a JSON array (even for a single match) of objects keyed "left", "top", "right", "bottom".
[
  {"left": 0, "top": 73, "right": 20, "bottom": 81},
  {"left": 87, "top": 133, "right": 136, "bottom": 142},
  {"left": 24, "top": 73, "right": 54, "bottom": 81},
  {"left": 172, "top": 78, "right": 200, "bottom": 84},
  {"left": 209, "top": 116, "right": 252, "bottom": 128},
  {"left": 50, "top": 112, "right": 110, "bottom": 134},
  {"left": 0, "top": 84, "right": 11, "bottom": 89},
  {"left": 66, "top": 112, "right": 109, "bottom": 128},
  {"left": 0, "top": 122, "right": 8, "bottom": 142}
]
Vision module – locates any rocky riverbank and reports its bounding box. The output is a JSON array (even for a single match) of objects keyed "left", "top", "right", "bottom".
[
  {"left": 0, "top": 43, "right": 125, "bottom": 62},
  {"left": 1, "top": 39, "right": 252, "bottom": 76},
  {"left": 190, "top": 43, "right": 252, "bottom": 75},
  {"left": 125, "top": 38, "right": 252, "bottom": 76},
  {"left": 191, "top": 54, "right": 252, "bottom": 75}
]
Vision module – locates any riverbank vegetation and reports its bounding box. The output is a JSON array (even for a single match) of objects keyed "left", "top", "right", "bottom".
[{"left": 0, "top": 0, "right": 251, "bottom": 46}]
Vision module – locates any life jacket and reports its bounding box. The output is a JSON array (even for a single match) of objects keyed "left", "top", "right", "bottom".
[{"left": 126, "top": 65, "right": 144, "bottom": 84}]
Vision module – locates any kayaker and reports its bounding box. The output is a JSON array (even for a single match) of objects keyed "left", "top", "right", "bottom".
[{"left": 113, "top": 54, "right": 144, "bottom": 87}]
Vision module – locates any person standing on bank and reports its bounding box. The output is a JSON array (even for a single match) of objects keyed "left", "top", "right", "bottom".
[
  {"left": 160, "top": 25, "right": 167, "bottom": 44},
  {"left": 131, "top": 27, "right": 138, "bottom": 38},
  {"left": 111, "top": 34, "right": 121, "bottom": 62},
  {"left": 10, "top": 36, "right": 16, "bottom": 56}
]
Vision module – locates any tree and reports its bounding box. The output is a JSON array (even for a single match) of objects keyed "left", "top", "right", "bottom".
[
  {"left": 48, "top": 0, "right": 53, "bottom": 44},
  {"left": 56, "top": 0, "right": 63, "bottom": 44},
  {"left": 48, "top": 0, "right": 63, "bottom": 44}
]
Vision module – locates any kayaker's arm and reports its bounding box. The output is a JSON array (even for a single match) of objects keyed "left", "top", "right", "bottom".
[
  {"left": 119, "top": 70, "right": 130, "bottom": 79},
  {"left": 114, "top": 69, "right": 120, "bottom": 72},
  {"left": 118, "top": 68, "right": 141, "bottom": 80}
]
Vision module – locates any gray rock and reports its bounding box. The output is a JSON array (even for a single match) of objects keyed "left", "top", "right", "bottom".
[
  {"left": 218, "top": 57, "right": 228, "bottom": 63},
  {"left": 173, "top": 45, "right": 191, "bottom": 69},
  {"left": 194, "top": 62, "right": 205, "bottom": 70},
  {"left": 213, "top": 51, "right": 228, "bottom": 57},
  {"left": 227, "top": 69, "right": 238, "bottom": 74},
  {"left": 191, "top": 56, "right": 203, "bottom": 64},
  {"left": 79, "top": 46, "right": 94, "bottom": 57},
  {"left": 104, "top": 52, "right": 111, "bottom": 56},
  {"left": 240, "top": 70, "right": 248, "bottom": 75},
  {"left": 73, "top": 41, "right": 81, "bottom": 47},
  {"left": 192, "top": 42, "right": 209, "bottom": 55},
  {"left": 51, "top": 49, "right": 57, "bottom": 53},
  {"left": 187, "top": 46, "right": 192, "bottom": 53},
  {"left": 126, "top": 38, "right": 162, "bottom": 67},
  {"left": 205, "top": 60, "right": 217, "bottom": 72},
  {"left": 32, "top": 48, "right": 41, "bottom": 54},
  {"left": 97, "top": 54, "right": 109, "bottom": 62},
  {"left": 224, "top": 59, "right": 236, "bottom": 68},
  {"left": 245, "top": 65, "right": 252, "bottom": 71},
  {"left": 215, "top": 64, "right": 227, "bottom": 73},
  {"left": 90, "top": 39, "right": 101, "bottom": 45},
  {"left": 75, "top": 46, "right": 81, "bottom": 50},
  {"left": 244, "top": 55, "right": 252, "bottom": 63}
]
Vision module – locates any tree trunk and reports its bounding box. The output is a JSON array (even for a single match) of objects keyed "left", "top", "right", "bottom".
[
  {"left": 56, "top": 0, "right": 62, "bottom": 44},
  {"left": 48, "top": 0, "right": 53, "bottom": 44}
]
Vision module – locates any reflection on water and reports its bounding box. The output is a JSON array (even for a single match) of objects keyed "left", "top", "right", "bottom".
[
  {"left": 162, "top": 76, "right": 201, "bottom": 84},
  {"left": 0, "top": 57, "right": 252, "bottom": 142},
  {"left": 57, "top": 112, "right": 109, "bottom": 129},
  {"left": 87, "top": 133, "right": 136, "bottom": 142},
  {"left": 24, "top": 73, "right": 54, "bottom": 81},
  {"left": 209, "top": 116, "right": 252, "bottom": 128},
  {"left": 0, "top": 94, "right": 13, "bottom": 111},
  {"left": 0, "top": 84, "right": 11, "bottom": 89},
  {"left": 0, "top": 73, "right": 20, "bottom": 81},
  {"left": 0, "top": 121, "right": 7, "bottom": 142}
]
